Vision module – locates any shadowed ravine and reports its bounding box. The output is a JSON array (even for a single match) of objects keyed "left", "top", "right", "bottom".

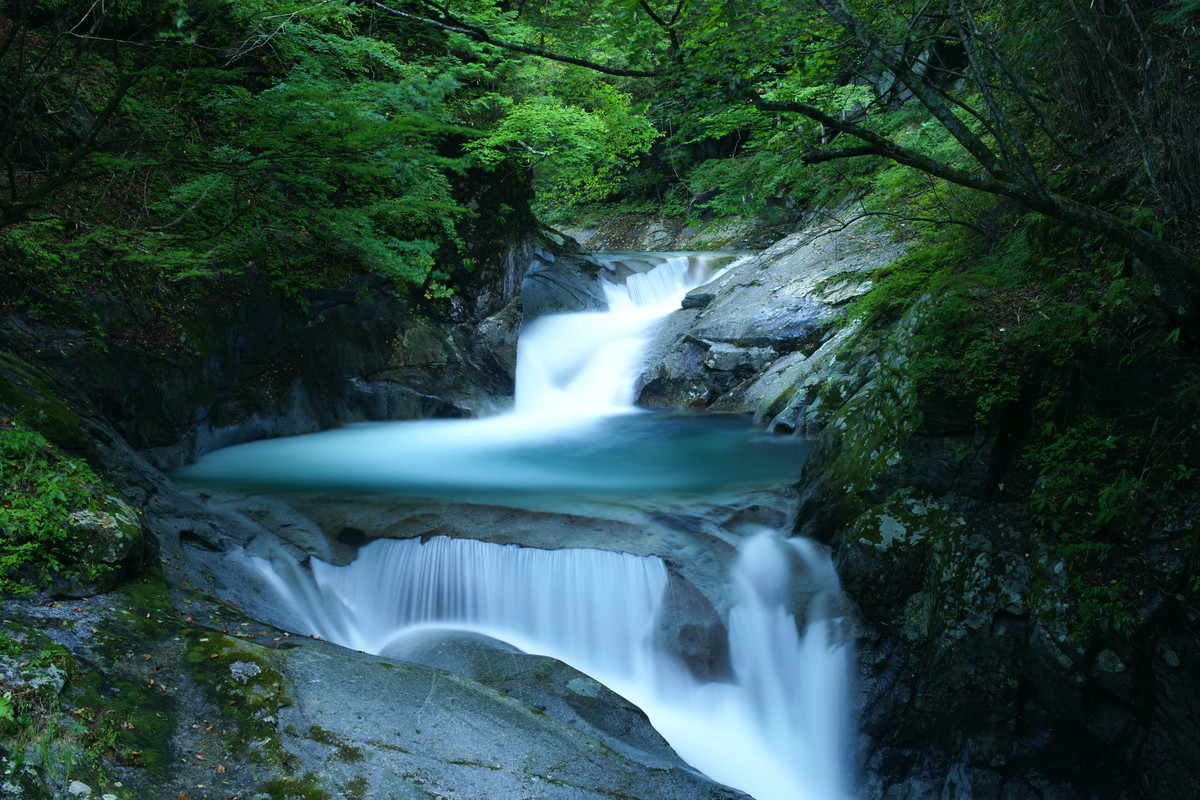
[{"left": 178, "top": 253, "right": 856, "bottom": 800}]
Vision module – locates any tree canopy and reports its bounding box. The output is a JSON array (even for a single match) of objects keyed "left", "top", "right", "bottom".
[
  {"left": 0, "top": 0, "right": 659, "bottom": 296},
  {"left": 361, "top": 0, "right": 1200, "bottom": 276}
]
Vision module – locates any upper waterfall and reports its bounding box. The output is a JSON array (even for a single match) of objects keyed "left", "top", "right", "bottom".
[{"left": 514, "top": 254, "right": 726, "bottom": 416}]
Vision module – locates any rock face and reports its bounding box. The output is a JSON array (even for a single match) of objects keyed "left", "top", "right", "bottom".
[
  {"left": 520, "top": 241, "right": 610, "bottom": 319},
  {"left": 635, "top": 219, "right": 900, "bottom": 411},
  {"left": 559, "top": 211, "right": 797, "bottom": 251},
  {"left": 629, "top": 217, "right": 1200, "bottom": 799},
  {"left": 0, "top": 272, "right": 517, "bottom": 471},
  {"left": 54, "top": 494, "right": 146, "bottom": 598},
  {"left": 0, "top": 215, "right": 596, "bottom": 474}
]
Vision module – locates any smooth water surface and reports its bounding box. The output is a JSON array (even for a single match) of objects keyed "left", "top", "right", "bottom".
[
  {"left": 174, "top": 410, "right": 809, "bottom": 501},
  {"left": 175, "top": 252, "right": 808, "bottom": 503}
]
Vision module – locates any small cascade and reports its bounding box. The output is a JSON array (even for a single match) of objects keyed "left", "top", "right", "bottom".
[
  {"left": 513, "top": 254, "right": 712, "bottom": 416},
  {"left": 254, "top": 537, "right": 668, "bottom": 679},
  {"left": 252, "top": 531, "right": 855, "bottom": 800}
]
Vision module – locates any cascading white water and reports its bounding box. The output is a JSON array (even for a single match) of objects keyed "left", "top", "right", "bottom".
[
  {"left": 514, "top": 254, "right": 705, "bottom": 416},
  {"left": 255, "top": 536, "right": 668, "bottom": 679},
  {"left": 253, "top": 532, "right": 854, "bottom": 800},
  {"left": 207, "top": 252, "right": 854, "bottom": 798}
]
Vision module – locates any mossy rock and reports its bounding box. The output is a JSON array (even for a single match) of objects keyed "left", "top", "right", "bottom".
[
  {"left": 182, "top": 631, "right": 292, "bottom": 766},
  {"left": 836, "top": 492, "right": 964, "bottom": 633},
  {"left": 54, "top": 495, "right": 146, "bottom": 598},
  {"left": 0, "top": 352, "right": 81, "bottom": 446}
]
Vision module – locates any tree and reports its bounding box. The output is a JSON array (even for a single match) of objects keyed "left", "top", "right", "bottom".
[
  {"left": 371, "top": 0, "right": 1200, "bottom": 276},
  {"left": 0, "top": 0, "right": 214, "bottom": 227}
]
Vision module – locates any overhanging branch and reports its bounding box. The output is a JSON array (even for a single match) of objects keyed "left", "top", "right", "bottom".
[
  {"left": 800, "top": 146, "right": 879, "bottom": 164},
  {"left": 756, "top": 95, "right": 1200, "bottom": 275},
  {"left": 366, "top": 1, "right": 660, "bottom": 78}
]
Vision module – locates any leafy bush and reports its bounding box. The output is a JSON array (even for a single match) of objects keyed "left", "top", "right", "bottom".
[{"left": 0, "top": 423, "right": 112, "bottom": 595}]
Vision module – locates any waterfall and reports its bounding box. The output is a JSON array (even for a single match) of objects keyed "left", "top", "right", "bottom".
[
  {"left": 253, "top": 532, "right": 854, "bottom": 800},
  {"left": 513, "top": 254, "right": 710, "bottom": 416},
  {"left": 196, "top": 252, "right": 854, "bottom": 799}
]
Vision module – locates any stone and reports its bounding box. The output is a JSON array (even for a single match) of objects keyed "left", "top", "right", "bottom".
[
  {"left": 53, "top": 495, "right": 146, "bottom": 598},
  {"left": 229, "top": 661, "right": 262, "bottom": 684}
]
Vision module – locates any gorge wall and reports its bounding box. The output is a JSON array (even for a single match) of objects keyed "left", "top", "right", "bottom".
[{"left": 630, "top": 218, "right": 1200, "bottom": 800}]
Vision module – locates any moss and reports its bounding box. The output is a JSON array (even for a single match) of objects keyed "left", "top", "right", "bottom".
[
  {"left": 0, "top": 622, "right": 166, "bottom": 795},
  {"left": 256, "top": 771, "right": 332, "bottom": 800},
  {"left": 307, "top": 724, "right": 364, "bottom": 763},
  {"left": 0, "top": 353, "right": 82, "bottom": 446},
  {"left": 0, "top": 420, "right": 132, "bottom": 595},
  {"left": 113, "top": 571, "right": 177, "bottom": 636},
  {"left": 849, "top": 494, "right": 960, "bottom": 551},
  {"left": 821, "top": 367, "right": 919, "bottom": 515},
  {"left": 67, "top": 650, "right": 178, "bottom": 778},
  {"left": 181, "top": 630, "right": 291, "bottom": 766},
  {"left": 342, "top": 774, "right": 370, "bottom": 800}
]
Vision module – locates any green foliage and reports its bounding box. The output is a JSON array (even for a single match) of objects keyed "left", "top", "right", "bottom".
[
  {"left": 853, "top": 228, "right": 978, "bottom": 324},
  {"left": 870, "top": 216, "right": 1200, "bottom": 633},
  {"left": 0, "top": 422, "right": 111, "bottom": 595},
  {"left": 1022, "top": 412, "right": 1182, "bottom": 634},
  {"left": 469, "top": 88, "right": 659, "bottom": 211}
]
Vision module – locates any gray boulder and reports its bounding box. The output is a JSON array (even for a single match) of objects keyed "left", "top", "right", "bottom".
[{"left": 636, "top": 218, "right": 903, "bottom": 410}]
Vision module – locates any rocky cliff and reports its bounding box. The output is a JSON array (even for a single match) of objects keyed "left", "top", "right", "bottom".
[{"left": 634, "top": 217, "right": 1200, "bottom": 800}]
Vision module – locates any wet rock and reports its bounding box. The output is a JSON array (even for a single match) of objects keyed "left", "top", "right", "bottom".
[
  {"left": 384, "top": 629, "right": 688, "bottom": 767},
  {"left": 271, "top": 636, "right": 751, "bottom": 800},
  {"left": 636, "top": 217, "right": 902, "bottom": 411},
  {"left": 520, "top": 251, "right": 610, "bottom": 319}
]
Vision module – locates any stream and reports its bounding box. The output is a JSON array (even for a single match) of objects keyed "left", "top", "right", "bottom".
[{"left": 177, "top": 253, "right": 855, "bottom": 800}]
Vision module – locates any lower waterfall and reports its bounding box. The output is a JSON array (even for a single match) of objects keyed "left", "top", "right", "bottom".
[{"left": 252, "top": 533, "right": 853, "bottom": 800}]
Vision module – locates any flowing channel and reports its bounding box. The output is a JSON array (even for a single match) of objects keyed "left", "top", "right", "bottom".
[{"left": 185, "top": 253, "right": 855, "bottom": 800}]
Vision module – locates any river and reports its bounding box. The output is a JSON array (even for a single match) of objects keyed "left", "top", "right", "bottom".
[{"left": 177, "top": 252, "right": 855, "bottom": 800}]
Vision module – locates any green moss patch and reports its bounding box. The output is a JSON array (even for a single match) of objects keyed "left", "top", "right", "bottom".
[{"left": 181, "top": 630, "right": 292, "bottom": 766}]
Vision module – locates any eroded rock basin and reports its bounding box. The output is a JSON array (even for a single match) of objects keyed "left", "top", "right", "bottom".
[{"left": 161, "top": 466, "right": 851, "bottom": 800}]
